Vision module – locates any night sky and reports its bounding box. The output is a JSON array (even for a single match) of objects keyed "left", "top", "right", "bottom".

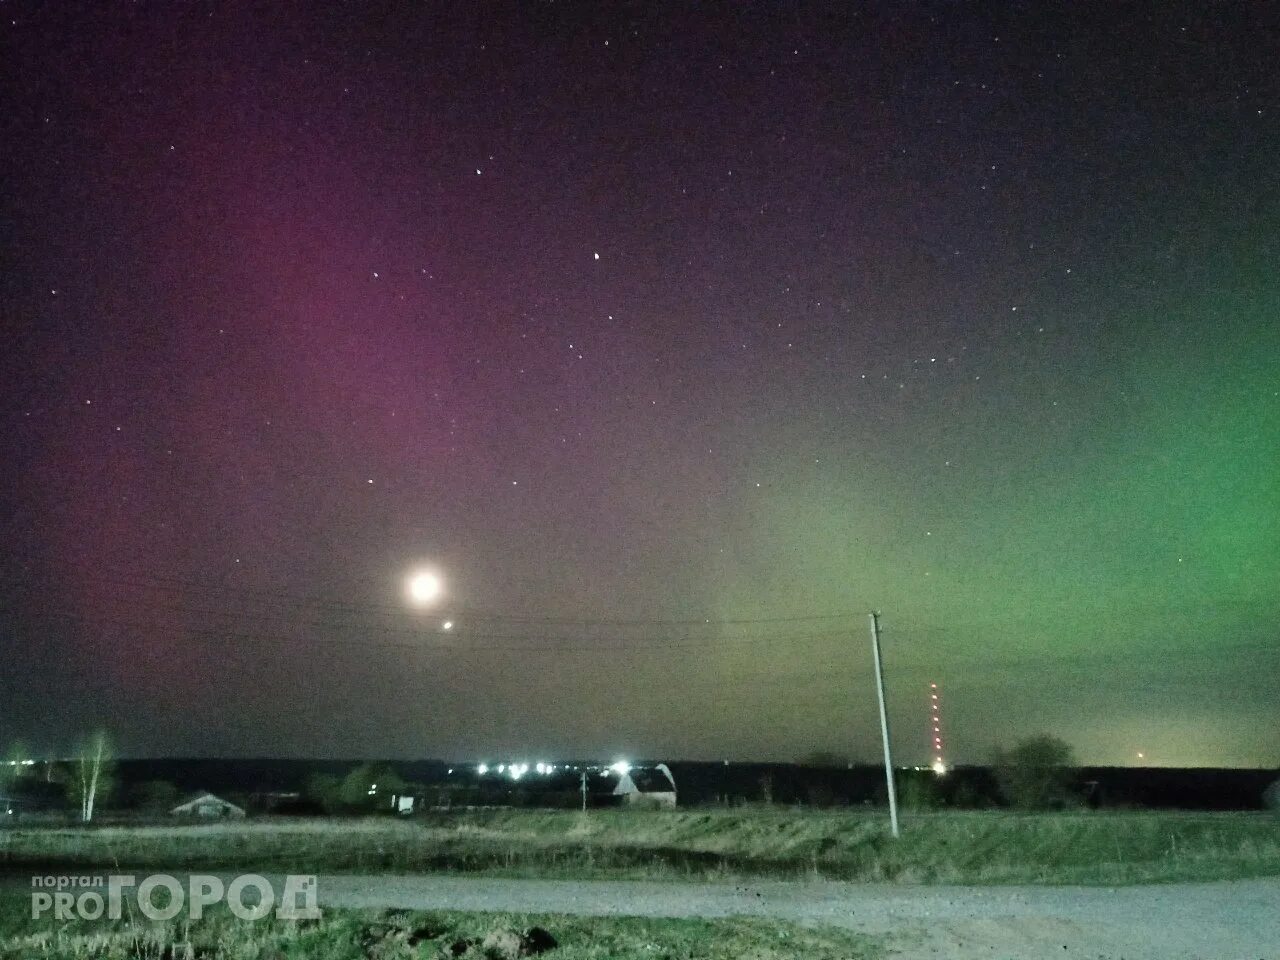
[{"left": 3, "top": 3, "right": 1277, "bottom": 767}]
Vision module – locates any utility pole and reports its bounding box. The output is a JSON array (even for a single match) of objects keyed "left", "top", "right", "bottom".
[
  {"left": 580, "top": 769, "right": 587, "bottom": 812},
  {"left": 869, "top": 611, "right": 900, "bottom": 838}
]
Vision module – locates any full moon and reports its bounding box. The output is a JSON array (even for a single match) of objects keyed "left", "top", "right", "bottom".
[{"left": 406, "top": 570, "right": 443, "bottom": 606}]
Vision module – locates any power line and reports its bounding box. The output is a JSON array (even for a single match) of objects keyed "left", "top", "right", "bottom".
[
  {"left": 16, "top": 608, "right": 857, "bottom": 655},
  {"left": 3, "top": 563, "right": 864, "bottom": 628},
  {"left": 6, "top": 580, "right": 1273, "bottom": 670}
]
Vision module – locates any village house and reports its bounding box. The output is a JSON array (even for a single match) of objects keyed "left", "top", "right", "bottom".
[
  {"left": 612, "top": 763, "right": 677, "bottom": 808},
  {"left": 171, "top": 791, "right": 246, "bottom": 819}
]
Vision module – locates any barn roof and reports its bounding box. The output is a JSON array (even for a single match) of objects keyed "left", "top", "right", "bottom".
[
  {"left": 624, "top": 767, "right": 676, "bottom": 793},
  {"left": 171, "top": 791, "right": 245, "bottom": 815}
]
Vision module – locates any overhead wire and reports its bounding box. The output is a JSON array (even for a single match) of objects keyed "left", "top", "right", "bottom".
[
  {"left": 5, "top": 559, "right": 1275, "bottom": 670},
  {"left": 3, "top": 561, "right": 865, "bottom": 628},
  {"left": 11, "top": 608, "right": 857, "bottom": 656}
]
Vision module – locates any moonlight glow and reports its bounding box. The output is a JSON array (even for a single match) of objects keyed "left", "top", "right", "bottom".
[{"left": 406, "top": 570, "right": 443, "bottom": 607}]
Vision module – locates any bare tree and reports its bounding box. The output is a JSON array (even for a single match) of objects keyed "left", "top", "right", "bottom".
[
  {"left": 758, "top": 772, "right": 774, "bottom": 804},
  {"left": 74, "top": 730, "right": 115, "bottom": 823}
]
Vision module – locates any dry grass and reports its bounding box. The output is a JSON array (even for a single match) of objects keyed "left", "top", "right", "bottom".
[
  {"left": 0, "top": 897, "right": 884, "bottom": 960},
  {"left": 3, "top": 807, "right": 1278, "bottom": 884}
]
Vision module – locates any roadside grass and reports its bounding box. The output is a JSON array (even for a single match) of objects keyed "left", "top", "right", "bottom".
[
  {"left": 0, "top": 893, "right": 883, "bottom": 960},
  {"left": 3, "top": 808, "right": 1278, "bottom": 885}
]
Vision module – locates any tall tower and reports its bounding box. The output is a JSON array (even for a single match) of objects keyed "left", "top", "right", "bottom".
[{"left": 929, "top": 682, "right": 946, "bottom": 774}]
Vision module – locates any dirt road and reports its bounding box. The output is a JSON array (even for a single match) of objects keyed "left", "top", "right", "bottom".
[
  {"left": 300, "top": 873, "right": 1278, "bottom": 960},
  {"left": 5, "top": 870, "right": 1275, "bottom": 959}
]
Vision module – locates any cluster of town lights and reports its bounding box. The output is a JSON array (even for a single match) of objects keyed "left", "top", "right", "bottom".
[
  {"left": 475, "top": 762, "right": 544, "bottom": 780},
  {"left": 474, "top": 760, "right": 631, "bottom": 781}
]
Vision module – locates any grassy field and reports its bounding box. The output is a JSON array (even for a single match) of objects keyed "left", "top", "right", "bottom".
[
  {"left": 3, "top": 807, "right": 1278, "bottom": 884},
  {"left": 0, "top": 893, "right": 883, "bottom": 960}
]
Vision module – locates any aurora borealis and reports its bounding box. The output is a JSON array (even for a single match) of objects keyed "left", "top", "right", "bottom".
[{"left": 2, "top": 3, "right": 1277, "bottom": 766}]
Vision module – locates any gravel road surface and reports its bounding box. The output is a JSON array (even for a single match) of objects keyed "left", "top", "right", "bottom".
[
  {"left": 7, "top": 871, "right": 1276, "bottom": 959},
  {"left": 301, "top": 873, "right": 1278, "bottom": 960}
]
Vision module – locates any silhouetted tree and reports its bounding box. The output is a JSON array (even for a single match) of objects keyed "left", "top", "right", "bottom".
[
  {"left": 1263, "top": 777, "right": 1279, "bottom": 814},
  {"left": 899, "top": 769, "right": 942, "bottom": 809},
  {"left": 805, "top": 781, "right": 837, "bottom": 808},
  {"left": 992, "top": 734, "right": 1078, "bottom": 809},
  {"left": 338, "top": 763, "right": 407, "bottom": 812},
  {"left": 305, "top": 773, "right": 343, "bottom": 813},
  {"left": 797, "top": 751, "right": 853, "bottom": 769}
]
